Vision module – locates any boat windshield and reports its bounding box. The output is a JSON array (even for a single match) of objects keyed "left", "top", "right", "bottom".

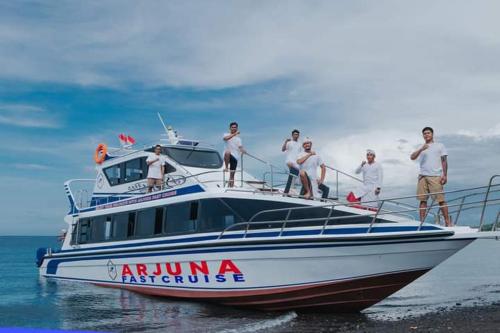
[{"left": 163, "top": 147, "right": 223, "bottom": 169}]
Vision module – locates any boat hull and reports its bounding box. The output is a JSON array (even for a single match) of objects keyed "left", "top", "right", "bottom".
[{"left": 40, "top": 236, "right": 474, "bottom": 312}]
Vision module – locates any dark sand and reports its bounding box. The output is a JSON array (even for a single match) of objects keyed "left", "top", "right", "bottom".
[{"left": 273, "top": 303, "right": 500, "bottom": 332}]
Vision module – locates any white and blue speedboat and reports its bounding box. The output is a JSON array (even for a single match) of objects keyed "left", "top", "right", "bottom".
[{"left": 37, "top": 124, "right": 500, "bottom": 312}]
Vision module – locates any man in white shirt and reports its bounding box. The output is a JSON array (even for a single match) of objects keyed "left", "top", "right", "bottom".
[
  {"left": 223, "top": 122, "right": 245, "bottom": 187},
  {"left": 353, "top": 149, "right": 383, "bottom": 207},
  {"left": 281, "top": 129, "right": 302, "bottom": 194},
  {"left": 410, "top": 127, "right": 451, "bottom": 226},
  {"left": 146, "top": 145, "right": 167, "bottom": 193},
  {"left": 297, "top": 138, "right": 326, "bottom": 199}
]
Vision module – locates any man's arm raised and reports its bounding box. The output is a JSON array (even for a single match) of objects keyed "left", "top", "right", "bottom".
[
  {"left": 223, "top": 131, "right": 240, "bottom": 141},
  {"left": 410, "top": 144, "right": 429, "bottom": 160},
  {"left": 282, "top": 138, "right": 290, "bottom": 152},
  {"left": 297, "top": 151, "right": 314, "bottom": 165}
]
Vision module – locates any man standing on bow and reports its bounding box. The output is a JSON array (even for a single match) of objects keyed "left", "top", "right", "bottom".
[
  {"left": 223, "top": 122, "right": 245, "bottom": 187},
  {"left": 353, "top": 149, "right": 383, "bottom": 207},
  {"left": 410, "top": 127, "right": 452, "bottom": 226},
  {"left": 281, "top": 129, "right": 302, "bottom": 194}
]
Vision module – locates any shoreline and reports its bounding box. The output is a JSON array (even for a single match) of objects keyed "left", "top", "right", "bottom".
[{"left": 273, "top": 303, "right": 500, "bottom": 332}]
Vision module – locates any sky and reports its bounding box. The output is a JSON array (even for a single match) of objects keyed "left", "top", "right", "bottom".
[{"left": 0, "top": 0, "right": 499, "bottom": 235}]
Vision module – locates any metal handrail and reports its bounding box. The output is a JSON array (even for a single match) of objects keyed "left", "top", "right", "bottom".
[
  {"left": 493, "top": 210, "right": 500, "bottom": 231},
  {"left": 247, "top": 183, "right": 499, "bottom": 223},
  {"left": 325, "top": 165, "right": 363, "bottom": 182},
  {"left": 479, "top": 175, "right": 500, "bottom": 230},
  {"left": 66, "top": 170, "right": 225, "bottom": 211},
  {"left": 325, "top": 164, "right": 362, "bottom": 199},
  {"left": 220, "top": 180, "right": 500, "bottom": 238},
  {"left": 241, "top": 152, "right": 371, "bottom": 202},
  {"left": 218, "top": 195, "right": 500, "bottom": 239}
]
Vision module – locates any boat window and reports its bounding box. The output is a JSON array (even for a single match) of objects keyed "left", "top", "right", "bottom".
[
  {"left": 163, "top": 147, "right": 222, "bottom": 169},
  {"left": 104, "top": 216, "right": 113, "bottom": 241},
  {"left": 104, "top": 164, "right": 122, "bottom": 186},
  {"left": 112, "top": 213, "right": 129, "bottom": 240},
  {"left": 127, "top": 212, "right": 136, "bottom": 237},
  {"left": 124, "top": 157, "right": 147, "bottom": 183},
  {"left": 78, "top": 218, "right": 92, "bottom": 244},
  {"left": 198, "top": 199, "right": 241, "bottom": 232},
  {"left": 164, "top": 201, "right": 198, "bottom": 234},
  {"left": 136, "top": 208, "right": 157, "bottom": 237},
  {"left": 91, "top": 215, "right": 107, "bottom": 242},
  {"left": 164, "top": 163, "right": 176, "bottom": 174},
  {"left": 70, "top": 223, "right": 78, "bottom": 245},
  {"left": 190, "top": 201, "right": 199, "bottom": 220},
  {"left": 104, "top": 156, "right": 177, "bottom": 187},
  {"left": 154, "top": 208, "right": 164, "bottom": 235},
  {"left": 223, "top": 198, "right": 376, "bottom": 226},
  {"left": 222, "top": 198, "right": 298, "bottom": 222}
]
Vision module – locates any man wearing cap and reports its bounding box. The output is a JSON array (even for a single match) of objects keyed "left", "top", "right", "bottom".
[
  {"left": 411, "top": 126, "right": 451, "bottom": 226},
  {"left": 297, "top": 138, "right": 326, "bottom": 199},
  {"left": 353, "top": 149, "right": 383, "bottom": 207},
  {"left": 281, "top": 129, "right": 302, "bottom": 194}
]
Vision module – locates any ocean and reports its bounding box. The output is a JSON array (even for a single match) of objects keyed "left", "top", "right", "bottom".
[{"left": 0, "top": 236, "right": 499, "bottom": 332}]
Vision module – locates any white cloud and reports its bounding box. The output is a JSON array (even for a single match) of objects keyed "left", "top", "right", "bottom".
[
  {"left": 318, "top": 129, "right": 500, "bottom": 194},
  {"left": 1, "top": 1, "right": 500, "bottom": 133},
  {"left": 1, "top": 1, "right": 500, "bottom": 235},
  {"left": 0, "top": 104, "right": 61, "bottom": 128},
  {"left": 12, "top": 163, "right": 51, "bottom": 171}
]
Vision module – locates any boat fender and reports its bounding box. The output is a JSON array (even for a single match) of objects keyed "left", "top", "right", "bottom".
[
  {"left": 94, "top": 143, "right": 108, "bottom": 164},
  {"left": 35, "top": 247, "right": 47, "bottom": 267}
]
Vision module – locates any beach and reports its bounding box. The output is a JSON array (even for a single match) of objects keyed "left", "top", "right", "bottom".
[{"left": 272, "top": 303, "right": 500, "bottom": 332}]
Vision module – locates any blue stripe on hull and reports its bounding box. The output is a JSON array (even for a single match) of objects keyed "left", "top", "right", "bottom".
[
  {"left": 45, "top": 236, "right": 470, "bottom": 275},
  {"left": 58, "top": 225, "right": 442, "bottom": 254}
]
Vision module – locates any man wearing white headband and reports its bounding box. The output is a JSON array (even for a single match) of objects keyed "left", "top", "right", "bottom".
[
  {"left": 297, "top": 138, "right": 326, "bottom": 199},
  {"left": 353, "top": 149, "right": 383, "bottom": 207}
]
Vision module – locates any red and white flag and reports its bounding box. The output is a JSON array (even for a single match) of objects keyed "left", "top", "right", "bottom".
[
  {"left": 127, "top": 135, "right": 136, "bottom": 145},
  {"left": 118, "top": 133, "right": 128, "bottom": 145},
  {"left": 119, "top": 133, "right": 136, "bottom": 146}
]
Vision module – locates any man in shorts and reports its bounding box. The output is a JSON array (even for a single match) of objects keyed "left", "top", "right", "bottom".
[
  {"left": 146, "top": 144, "right": 167, "bottom": 193},
  {"left": 223, "top": 122, "right": 245, "bottom": 187},
  {"left": 411, "top": 127, "right": 451, "bottom": 226}
]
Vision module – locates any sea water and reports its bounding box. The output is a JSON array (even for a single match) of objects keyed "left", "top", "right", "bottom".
[{"left": 0, "top": 236, "right": 499, "bottom": 332}]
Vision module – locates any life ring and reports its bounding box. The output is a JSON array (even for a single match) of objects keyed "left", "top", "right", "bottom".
[{"left": 94, "top": 143, "right": 108, "bottom": 164}]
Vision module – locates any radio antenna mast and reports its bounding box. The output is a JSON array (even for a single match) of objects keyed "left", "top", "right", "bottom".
[
  {"left": 157, "top": 112, "right": 179, "bottom": 144},
  {"left": 157, "top": 112, "right": 169, "bottom": 134}
]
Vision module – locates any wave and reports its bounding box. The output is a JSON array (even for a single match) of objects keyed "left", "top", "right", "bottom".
[{"left": 220, "top": 311, "right": 297, "bottom": 333}]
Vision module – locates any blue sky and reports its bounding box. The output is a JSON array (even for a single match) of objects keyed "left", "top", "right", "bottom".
[{"left": 1, "top": 1, "right": 499, "bottom": 235}]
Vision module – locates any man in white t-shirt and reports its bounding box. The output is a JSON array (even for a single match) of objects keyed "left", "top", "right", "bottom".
[
  {"left": 223, "top": 122, "right": 245, "bottom": 187},
  {"left": 353, "top": 149, "right": 383, "bottom": 207},
  {"left": 297, "top": 138, "right": 326, "bottom": 199},
  {"left": 281, "top": 129, "right": 302, "bottom": 194},
  {"left": 410, "top": 127, "right": 451, "bottom": 226},
  {"left": 146, "top": 144, "right": 167, "bottom": 193}
]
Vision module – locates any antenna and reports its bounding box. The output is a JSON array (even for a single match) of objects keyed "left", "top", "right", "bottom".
[
  {"left": 157, "top": 112, "right": 179, "bottom": 144},
  {"left": 157, "top": 112, "right": 169, "bottom": 134}
]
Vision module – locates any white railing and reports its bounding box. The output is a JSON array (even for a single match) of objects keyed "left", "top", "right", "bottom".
[{"left": 218, "top": 176, "right": 500, "bottom": 239}]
